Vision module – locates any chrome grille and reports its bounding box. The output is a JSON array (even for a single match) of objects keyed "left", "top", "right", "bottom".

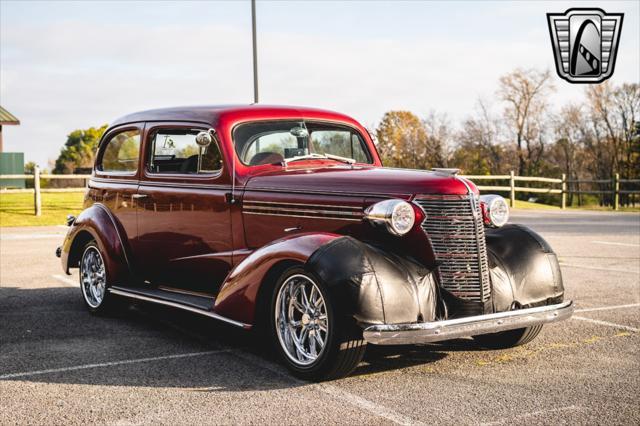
[{"left": 414, "top": 194, "right": 491, "bottom": 302}]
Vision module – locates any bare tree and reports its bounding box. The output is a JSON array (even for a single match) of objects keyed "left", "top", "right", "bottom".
[
  {"left": 498, "top": 68, "right": 555, "bottom": 175},
  {"left": 454, "top": 100, "right": 513, "bottom": 174},
  {"left": 422, "top": 111, "right": 451, "bottom": 168},
  {"left": 552, "top": 104, "right": 592, "bottom": 205}
]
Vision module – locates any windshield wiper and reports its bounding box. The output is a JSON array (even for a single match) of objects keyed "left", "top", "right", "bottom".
[{"left": 282, "top": 153, "right": 356, "bottom": 166}]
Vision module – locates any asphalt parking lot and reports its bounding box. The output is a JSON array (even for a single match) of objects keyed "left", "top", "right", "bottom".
[{"left": 1, "top": 210, "right": 639, "bottom": 425}]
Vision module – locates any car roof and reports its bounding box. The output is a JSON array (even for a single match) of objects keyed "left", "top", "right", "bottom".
[{"left": 109, "top": 104, "right": 359, "bottom": 128}]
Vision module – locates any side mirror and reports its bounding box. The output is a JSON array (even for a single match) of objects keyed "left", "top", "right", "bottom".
[{"left": 195, "top": 131, "right": 212, "bottom": 147}]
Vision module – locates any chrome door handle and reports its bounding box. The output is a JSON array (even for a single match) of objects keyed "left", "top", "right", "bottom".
[{"left": 132, "top": 194, "right": 148, "bottom": 199}]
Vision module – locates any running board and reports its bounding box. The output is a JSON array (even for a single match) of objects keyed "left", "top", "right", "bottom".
[{"left": 108, "top": 286, "right": 250, "bottom": 329}]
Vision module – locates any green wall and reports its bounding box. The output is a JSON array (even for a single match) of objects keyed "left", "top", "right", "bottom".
[{"left": 0, "top": 152, "right": 26, "bottom": 189}]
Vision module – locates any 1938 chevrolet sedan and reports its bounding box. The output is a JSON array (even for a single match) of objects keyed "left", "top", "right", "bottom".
[{"left": 58, "top": 105, "right": 573, "bottom": 380}]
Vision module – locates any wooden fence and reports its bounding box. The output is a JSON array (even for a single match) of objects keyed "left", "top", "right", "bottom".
[{"left": 1, "top": 167, "right": 639, "bottom": 216}]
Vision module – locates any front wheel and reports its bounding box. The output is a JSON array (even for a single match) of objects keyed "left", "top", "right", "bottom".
[
  {"left": 270, "top": 267, "right": 366, "bottom": 381},
  {"left": 472, "top": 325, "right": 543, "bottom": 349},
  {"left": 79, "top": 241, "right": 115, "bottom": 314}
]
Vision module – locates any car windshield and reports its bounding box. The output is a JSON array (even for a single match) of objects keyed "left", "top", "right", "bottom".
[{"left": 233, "top": 120, "right": 372, "bottom": 166}]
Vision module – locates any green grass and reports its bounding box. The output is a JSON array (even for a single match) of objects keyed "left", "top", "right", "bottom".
[{"left": 0, "top": 192, "right": 84, "bottom": 227}]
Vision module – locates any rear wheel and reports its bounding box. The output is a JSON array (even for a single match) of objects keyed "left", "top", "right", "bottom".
[
  {"left": 270, "top": 267, "right": 366, "bottom": 381},
  {"left": 79, "top": 241, "right": 115, "bottom": 314},
  {"left": 472, "top": 325, "right": 543, "bottom": 349}
]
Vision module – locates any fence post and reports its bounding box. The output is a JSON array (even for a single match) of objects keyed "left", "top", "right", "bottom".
[
  {"left": 509, "top": 170, "right": 515, "bottom": 207},
  {"left": 614, "top": 173, "right": 620, "bottom": 211},
  {"left": 34, "top": 165, "right": 42, "bottom": 216},
  {"left": 561, "top": 173, "right": 567, "bottom": 209}
]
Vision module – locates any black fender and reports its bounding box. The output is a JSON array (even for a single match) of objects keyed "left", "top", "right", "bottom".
[
  {"left": 486, "top": 224, "right": 564, "bottom": 312},
  {"left": 306, "top": 236, "right": 439, "bottom": 325}
]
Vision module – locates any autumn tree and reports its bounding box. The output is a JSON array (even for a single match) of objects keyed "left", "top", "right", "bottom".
[
  {"left": 54, "top": 124, "right": 108, "bottom": 174},
  {"left": 498, "top": 68, "right": 554, "bottom": 176},
  {"left": 375, "top": 111, "right": 447, "bottom": 169}
]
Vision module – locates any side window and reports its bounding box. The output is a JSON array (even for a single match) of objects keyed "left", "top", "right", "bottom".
[
  {"left": 234, "top": 121, "right": 304, "bottom": 165},
  {"left": 100, "top": 129, "right": 141, "bottom": 173},
  {"left": 147, "top": 129, "right": 222, "bottom": 174},
  {"left": 310, "top": 130, "right": 371, "bottom": 163}
]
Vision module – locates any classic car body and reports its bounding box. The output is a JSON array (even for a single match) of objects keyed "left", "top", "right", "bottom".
[{"left": 58, "top": 105, "right": 573, "bottom": 380}]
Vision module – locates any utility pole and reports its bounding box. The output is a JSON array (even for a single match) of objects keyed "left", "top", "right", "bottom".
[{"left": 251, "top": 0, "right": 259, "bottom": 103}]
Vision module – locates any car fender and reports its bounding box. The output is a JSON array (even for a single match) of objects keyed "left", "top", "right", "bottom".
[
  {"left": 306, "top": 236, "right": 438, "bottom": 326},
  {"left": 486, "top": 224, "right": 564, "bottom": 312},
  {"left": 60, "top": 203, "right": 131, "bottom": 283},
  {"left": 214, "top": 234, "right": 439, "bottom": 327},
  {"left": 213, "top": 233, "right": 342, "bottom": 324}
]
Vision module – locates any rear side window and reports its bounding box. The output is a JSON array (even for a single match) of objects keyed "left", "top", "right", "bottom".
[
  {"left": 147, "top": 129, "right": 222, "bottom": 174},
  {"left": 99, "top": 129, "right": 140, "bottom": 173}
]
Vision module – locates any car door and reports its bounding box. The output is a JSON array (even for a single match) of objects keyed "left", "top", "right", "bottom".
[
  {"left": 91, "top": 124, "right": 143, "bottom": 251},
  {"left": 135, "top": 122, "right": 233, "bottom": 295}
]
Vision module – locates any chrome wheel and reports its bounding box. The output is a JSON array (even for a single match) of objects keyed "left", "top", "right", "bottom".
[
  {"left": 80, "top": 245, "right": 106, "bottom": 308},
  {"left": 275, "top": 274, "right": 329, "bottom": 367}
]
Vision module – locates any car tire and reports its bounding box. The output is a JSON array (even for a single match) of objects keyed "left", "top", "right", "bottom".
[
  {"left": 472, "top": 325, "right": 543, "bottom": 349},
  {"left": 269, "top": 266, "right": 366, "bottom": 381},
  {"left": 79, "top": 240, "right": 115, "bottom": 315}
]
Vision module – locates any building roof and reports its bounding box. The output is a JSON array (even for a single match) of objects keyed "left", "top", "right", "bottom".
[{"left": 0, "top": 106, "right": 20, "bottom": 125}]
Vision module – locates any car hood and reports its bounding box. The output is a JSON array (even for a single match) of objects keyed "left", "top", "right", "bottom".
[{"left": 245, "top": 166, "right": 477, "bottom": 198}]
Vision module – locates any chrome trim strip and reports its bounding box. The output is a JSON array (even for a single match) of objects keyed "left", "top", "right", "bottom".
[
  {"left": 157, "top": 286, "right": 215, "bottom": 299},
  {"left": 363, "top": 301, "right": 574, "bottom": 345},
  {"left": 244, "top": 200, "right": 362, "bottom": 210},
  {"left": 108, "top": 287, "right": 250, "bottom": 329},
  {"left": 244, "top": 205, "right": 361, "bottom": 217},
  {"left": 90, "top": 177, "right": 138, "bottom": 186},
  {"left": 139, "top": 181, "right": 231, "bottom": 190},
  {"left": 247, "top": 186, "right": 412, "bottom": 198},
  {"left": 243, "top": 211, "right": 362, "bottom": 221}
]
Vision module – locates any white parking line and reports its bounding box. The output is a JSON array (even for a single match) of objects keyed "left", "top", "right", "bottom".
[
  {"left": 592, "top": 240, "right": 640, "bottom": 248},
  {"left": 0, "top": 350, "right": 227, "bottom": 380},
  {"left": 231, "top": 350, "right": 423, "bottom": 425},
  {"left": 52, "top": 274, "right": 78, "bottom": 287},
  {"left": 576, "top": 303, "right": 640, "bottom": 313},
  {"left": 133, "top": 310, "right": 423, "bottom": 425},
  {"left": 319, "top": 384, "right": 422, "bottom": 426},
  {"left": 480, "top": 405, "right": 585, "bottom": 425},
  {"left": 560, "top": 263, "right": 639, "bottom": 274},
  {"left": 572, "top": 316, "right": 639, "bottom": 333}
]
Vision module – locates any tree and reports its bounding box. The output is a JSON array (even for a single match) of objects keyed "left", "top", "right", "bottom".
[
  {"left": 422, "top": 111, "right": 450, "bottom": 168},
  {"left": 24, "top": 161, "right": 37, "bottom": 174},
  {"left": 54, "top": 125, "right": 108, "bottom": 174},
  {"left": 498, "top": 68, "right": 554, "bottom": 176},
  {"left": 375, "top": 111, "right": 448, "bottom": 169},
  {"left": 452, "top": 100, "right": 514, "bottom": 174},
  {"left": 375, "top": 111, "right": 428, "bottom": 169}
]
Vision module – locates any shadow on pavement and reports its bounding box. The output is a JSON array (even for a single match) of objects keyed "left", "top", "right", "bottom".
[{"left": 0, "top": 286, "right": 489, "bottom": 390}]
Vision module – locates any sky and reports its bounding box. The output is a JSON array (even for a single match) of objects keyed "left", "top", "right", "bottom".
[{"left": 1, "top": 0, "right": 639, "bottom": 168}]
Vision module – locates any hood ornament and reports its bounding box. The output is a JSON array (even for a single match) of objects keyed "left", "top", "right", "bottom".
[{"left": 431, "top": 168, "right": 460, "bottom": 176}]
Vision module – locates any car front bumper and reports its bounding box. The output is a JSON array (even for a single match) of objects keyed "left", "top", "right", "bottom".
[{"left": 363, "top": 300, "right": 574, "bottom": 345}]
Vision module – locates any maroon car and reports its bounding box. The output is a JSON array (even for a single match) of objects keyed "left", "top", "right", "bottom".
[{"left": 58, "top": 105, "right": 573, "bottom": 380}]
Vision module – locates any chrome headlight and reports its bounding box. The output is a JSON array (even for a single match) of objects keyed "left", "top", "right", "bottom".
[
  {"left": 480, "top": 195, "right": 509, "bottom": 228},
  {"left": 364, "top": 199, "right": 416, "bottom": 236}
]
